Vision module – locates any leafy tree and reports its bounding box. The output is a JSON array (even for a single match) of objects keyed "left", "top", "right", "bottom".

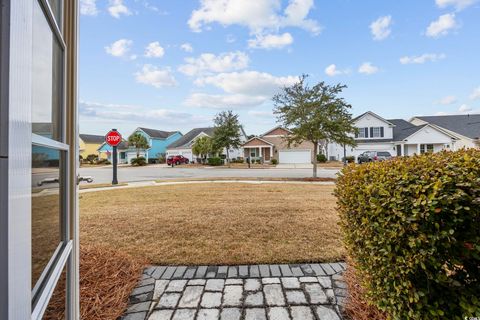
[
  {"left": 192, "top": 136, "right": 215, "bottom": 163},
  {"left": 128, "top": 132, "right": 149, "bottom": 158},
  {"left": 212, "top": 110, "right": 242, "bottom": 167},
  {"left": 273, "top": 75, "right": 357, "bottom": 177}
]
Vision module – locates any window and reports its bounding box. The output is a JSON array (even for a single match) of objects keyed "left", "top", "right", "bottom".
[
  {"left": 250, "top": 149, "right": 258, "bottom": 157},
  {"left": 371, "top": 127, "right": 384, "bottom": 138},
  {"left": 420, "top": 144, "right": 434, "bottom": 154},
  {"left": 356, "top": 127, "right": 368, "bottom": 138}
]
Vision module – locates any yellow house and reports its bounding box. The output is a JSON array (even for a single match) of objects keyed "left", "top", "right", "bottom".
[{"left": 79, "top": 134, "right": 107, "bottom": 159}]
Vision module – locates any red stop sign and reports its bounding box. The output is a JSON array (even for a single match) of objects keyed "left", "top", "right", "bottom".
[{"left": 105, "top": 130, "right": 122, "bottom": 147}]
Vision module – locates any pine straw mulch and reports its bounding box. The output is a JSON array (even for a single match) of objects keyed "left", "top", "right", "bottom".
[
  {"left": 343, "top": 260, "right": 387, "bottom": 320},
  {"left": 43, "top": 244, "right": 147, "bottom": 320}
]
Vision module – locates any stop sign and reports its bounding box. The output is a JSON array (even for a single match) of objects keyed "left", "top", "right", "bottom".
[{"left": 105, "top": 129, "right": 122, "bottom": 147}]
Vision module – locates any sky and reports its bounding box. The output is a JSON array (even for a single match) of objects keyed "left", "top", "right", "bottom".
[{"left": 79, "top": 0, "right": 480, "bottom": 137}]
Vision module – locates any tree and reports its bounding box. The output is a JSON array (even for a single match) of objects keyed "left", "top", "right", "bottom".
[
  {"left": 273, "top": 75, "right": 357, "bottom": 177},
  {"left": 212, "top": 110, "right": 242, "bottom": 167},
  {"left": 192, "top": 136, "right": 215, "bottom": 163},
  {"left": 128, "top": 133, "right": 149, "bottom": 158}
]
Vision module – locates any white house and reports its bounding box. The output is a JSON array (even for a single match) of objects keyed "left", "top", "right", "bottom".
[
  {"left": 166, "top": 127, "right": 247, "bottom": 162},
  {"left": 328, "top": 111, "right": 468, "bottom": 161}
]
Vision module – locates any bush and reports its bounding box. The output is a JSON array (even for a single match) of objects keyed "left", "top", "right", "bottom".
[
  {"left": 335, "top": 149, "right": 480, "bottom": 320},
  {"left": 207, "top": 157, "right": 223, "bottom": 166},
  {"left": 96, "top": 158, "right": 111, "bottom": 165},
  {"left": 131, "top": 157, "right": 147, "bottom": 166},
  {"left": 317, "top": 153, "right": 327, "bottom": 163},
  {"left": 342, "top": 155, "right": 355, "bottom": 163},
  {"left": 271, "top": 159, "right": 278, "bottom": 165}
]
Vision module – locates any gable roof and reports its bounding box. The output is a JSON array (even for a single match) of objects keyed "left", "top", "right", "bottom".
[
  {"left": 137, "top": 127, "right": 180, "bottom": 139},
  {"left": 97, "top": 140, "right": 130, "bottom": 151},
  {"left": 79, "top": 134, "right": 105, "bottom": 144},
  {"left": 413, "top": 114, "right": 480, "bottom": 140},
  {"left": 353, "top": 111, "right": 395, "bottom": 126},
  {"left": 389, "top": 119, "right": 426, "bottom": 141},
  {"left": 261, "top": 126, "right": 292, "bottom": 137},
  {"left": 166, "top": 127, "right": 215, "bottom": 149},
  {"left": 242, "top": 136, "right": 274, "bottom": 147}
]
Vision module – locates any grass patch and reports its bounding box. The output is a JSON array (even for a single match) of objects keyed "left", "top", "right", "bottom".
[
  {"left": 80, "top": 183, "right": 128, "bottom": 190},
  {"left": 154, "top": 177, "right": 336, "bottom": 183},
  {"left": 80, "top": 183, "right": 344, "bottom": 265}
]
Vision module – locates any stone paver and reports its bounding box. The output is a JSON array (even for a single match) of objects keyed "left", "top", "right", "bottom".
[{"left": 124, "top": 263, "right": 346, "bottom": 320}]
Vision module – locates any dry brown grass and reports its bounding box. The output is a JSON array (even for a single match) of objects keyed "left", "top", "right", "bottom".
[
  {"left": 44, "top": 244, "right": 146, "bottom": 320},
  {"left": 80, "top": 183, "right": 345, "bottom": 265}
]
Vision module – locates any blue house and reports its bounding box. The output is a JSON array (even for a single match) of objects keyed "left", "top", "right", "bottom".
[{"left": 131, "top": 127, "right": 182, "bottom": 163}]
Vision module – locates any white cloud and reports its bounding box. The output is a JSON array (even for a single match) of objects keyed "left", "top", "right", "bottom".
[
  {"left": 184, "top": 93, "right": 266, "bottom": 109},
  {"left": 435, "top": 0, "right": 477, "bottom": 10},
  {"left": 399, "top": 53, "right": 446, "bottom": 64},
  {"left": 188, "top": 0, "right": 321, "bottom": 35},
  {"left": 144, "top": 42, "right": 165, "bottom": 58},
  {"left": 358, "top": 62, "right": 379, "bottom": 75},
  {"left": 458, "top": 104, "right": 472, "bottom": 112},
  {"left": 108, "top": 0, "right": 132, "bottom": 18},
  {"left": 80, "top": 0, "right": 98, "bottom": 16},
  {"left": 178, "top": 51, "right": 249, "bottom": 76},
  {"left": 370, "top": 16, "right": 392, "bottom": 41},
  {"left": 324, "top": 64, "right": 349, "bottom": 77},
  {"left": 437, "top": 95, "right": 457, "bottom": 105},
  {"left": 248, "top": 33, "right": 294, "bottom": 49},
  {"left": 135, "top": 65, "right": 177, "bottom": 88},
  {"left": 470, "top": 86, "right": 480, "bottom": 100},
  {"left": 180, "top": 43, "right": 194, "bottom": 53},
  {"left": 426, "top": 13, "right": 457, "bottom": 38},
  {"left": 105, "top": 39, "right": 134, "bottom": 58},
  {"left": 79, "top": 100, "right": 208, "bottom": 125},
  {"left": 248, "top": 110, "right": 273, "bottom": 118},
  {"left": 194, "top": 71, "right": 298, "bottom": 96}
]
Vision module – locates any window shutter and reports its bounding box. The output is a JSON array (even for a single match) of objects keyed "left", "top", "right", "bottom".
[
  {"left": 380, "top": 127, "right": 384, "bottom": 137},
  {"left": 369, "top": 127, "right": 373, "bottom": 138}
]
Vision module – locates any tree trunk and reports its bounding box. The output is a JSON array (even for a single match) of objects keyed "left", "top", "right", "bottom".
[
  {"left": 313, "top": 141, "right": 318, "bottom": 178},
  {"left": 226, "top": 148, "right": 230, "bottom": 168}
]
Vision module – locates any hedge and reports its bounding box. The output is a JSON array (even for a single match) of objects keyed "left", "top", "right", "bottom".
[
  {"left": 131, "top": 157, "right": 147, "bottom": 166},
  {"left": 335, "top": 149, "right": 480, "bottom": 319},
  {"left": 207, "top": 157, "right": 223, "bottom": 166}
]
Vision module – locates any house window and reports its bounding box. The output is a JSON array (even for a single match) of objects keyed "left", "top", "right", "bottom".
[
  {"left": 420, "top": 144, "right": 434, "bottom": 154},
  {"left": 371, "top": 127, "right": 383, "bottom": 138},
  {"left": 356, "top": 127, "right": 368, "bottom": 138},
  {"left": 250, "top": 149, "right": 257, "bottom": 157}
]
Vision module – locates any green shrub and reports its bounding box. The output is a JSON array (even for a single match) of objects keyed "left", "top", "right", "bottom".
[
  {"left": 131, "top": 157, "right": 147, "bottom": 166},
  {"left": 335, "top": 149, "right": 480, "bottom": 320},
  {"left": 96, "top": 158, "right": 109, "bottom": 165},
  {"left": 207, "top": 157, "right": 223, "bottom": 166},
  {"left": 271, "top": 159, "right": 278, "bottom": 165},
  {"left": 343, "top": 155, "right": 355, "bottom": 163},
  {"left": 317, "top": 153, "right": 327, "bottom": 163}
]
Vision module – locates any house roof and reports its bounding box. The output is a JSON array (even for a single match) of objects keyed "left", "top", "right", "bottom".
[
  {"left": 413, "top": 114, "right": 480, "bottom": 140},
  {"left": 242, "top": 136, "right": 274, "bottom": 147},
  {"left": 79, "top": 134, "right": 105, "bottom": 144},
  {"left": 138, "top": 127, "right": 180, "bottom": 139},
  {"left": 98, "top": 140, "right": 130, "bottom": 151},
  {"left": 166, "top": 127, "right": 215, "bottom": 149},
  {"left": 353, "top": 111, "right": 395, "bottom": 126},
  {"left": 389, "top": 119, "right": 427, "bottom": 141},
  {"left": 261, "top": 126, "right": 291, "bottom": 137}
]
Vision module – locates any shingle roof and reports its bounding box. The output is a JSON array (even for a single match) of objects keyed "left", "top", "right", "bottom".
[
  {"left": 167, "top": 127, "right": 215, "bottom": 149},
  {"left": 79, "top": 134, "right": 105, "bottom": 144},
  {"left": 138, "top": 127, "right": 179, "bottom": 139},
  {"left": 389, "top": 119, "right": 426, "bottom": 141},
  {"left": 415, "top": 114, "right": 480, "bottom": 139}
]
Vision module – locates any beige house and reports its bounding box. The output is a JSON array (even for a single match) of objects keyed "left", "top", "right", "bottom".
[{"left": 242, "top": 127, "right": 316, "bottom": 164}]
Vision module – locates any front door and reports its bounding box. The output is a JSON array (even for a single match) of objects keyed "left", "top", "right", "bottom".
[
  {"left": 263, "top": 147, "right": 271, "bottom": 161},
  {"left": 0, "top": 1, "right": 79, "bottom": 319}
]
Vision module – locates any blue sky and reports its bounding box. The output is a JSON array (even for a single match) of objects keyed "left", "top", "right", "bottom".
[{"left": 79, "top": 0, "right": 480, "bottom": 137}]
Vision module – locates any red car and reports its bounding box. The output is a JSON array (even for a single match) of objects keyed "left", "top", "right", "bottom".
[{"left": 167, "top": 155, "right": 190, "bottom": 165}]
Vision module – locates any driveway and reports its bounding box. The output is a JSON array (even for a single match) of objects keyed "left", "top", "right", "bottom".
[{"left": 78, "top": 165, "right": 339, "bottom": 185}]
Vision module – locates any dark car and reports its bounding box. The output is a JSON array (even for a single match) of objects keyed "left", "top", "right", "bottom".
[
  {"left": 357, "top": 151, "right": 392, "bottom": 164},
  {"left": 167, "top": 155, "right": 190, "bottom": 166}
]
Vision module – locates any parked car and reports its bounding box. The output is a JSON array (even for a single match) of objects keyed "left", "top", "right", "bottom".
[
  {"left": 167, "top": 155, "right": 190, "bottom": 166},
  {"left": 357, "top": 151, "right": 392, "bottom": 164}
]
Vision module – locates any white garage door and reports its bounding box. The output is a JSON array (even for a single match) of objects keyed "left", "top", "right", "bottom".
[{"left": 279, "top": 150, "right": 311, "bottom": 164}]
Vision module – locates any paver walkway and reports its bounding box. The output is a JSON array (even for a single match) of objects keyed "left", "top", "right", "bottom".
[{"left": 121, "top": 263, "right": 347, "bottom": 320}]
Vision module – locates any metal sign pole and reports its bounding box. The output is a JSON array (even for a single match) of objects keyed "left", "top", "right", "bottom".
[{"left": 112, "top": 145, "right": 118, "bottom": 185}]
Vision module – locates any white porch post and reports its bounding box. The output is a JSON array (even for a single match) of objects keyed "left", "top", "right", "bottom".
[
  {"left": 259, "top": 147, "right": 263, "bottom": 158},
  {"left": 400, "top": 144, "right": 404, "bottom": 156},
  {"left": 417, "top": 144, "right": 421, "bottom": 155},
  {"left": 270, "top": 146, "right": 273, "bottom": 161}
]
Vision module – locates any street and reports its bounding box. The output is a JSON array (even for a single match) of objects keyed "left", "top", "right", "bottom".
[{"left": 78, "top": 165, "right": 340, "bottom": 184}]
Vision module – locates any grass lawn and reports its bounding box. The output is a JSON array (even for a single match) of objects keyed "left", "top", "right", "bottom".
[{"left": 80, "top": 183, "right": 345, "bottom": 265}]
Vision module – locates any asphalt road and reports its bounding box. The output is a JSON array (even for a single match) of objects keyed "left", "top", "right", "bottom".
[{"left": 78, "top": 165, "right": 340, "bottom": 185}]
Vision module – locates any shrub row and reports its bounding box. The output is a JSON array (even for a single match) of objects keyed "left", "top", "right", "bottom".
[
  {"left": 207, "top": 157, "right": 223, "bottom": 166},
  {"left": 335, "top": 149, "right": 480, "bottom": 319},
  {"left": 131, "top": 157, "right": 147, "bottom": 166}
]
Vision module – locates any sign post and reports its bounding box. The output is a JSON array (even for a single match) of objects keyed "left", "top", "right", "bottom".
[{"left": 105, "top": 129, "right": 122, "bottom": 185}]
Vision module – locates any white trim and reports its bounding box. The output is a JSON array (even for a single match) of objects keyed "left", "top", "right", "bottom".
[
  {"left": 401, "top": 124, "right": 458, "bottom": 142},
  {"left": 32, "top": 133, "right": 69, "bottom": 151},
  {"left": 242, "top": 136, "right": 274, "bottom": 146},
  {"left": 261, "top": 126, "right": 292, "bottom": 137},
  {"left": 354, "top": 111, "right": 395, "bottom": 126}
]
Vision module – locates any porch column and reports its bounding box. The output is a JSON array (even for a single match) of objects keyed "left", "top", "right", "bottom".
[
  {"left": 417, "top": 144, "right": 421, "bottom": 155},
  {"left": 259, "top": 147, "right": 263, "bottom": 158},
  {"left": 400, "top": 144, "right": 404, "bottom": 156},
  {"left": 270, "top": 146, "right": 273, "bottom": 161}
]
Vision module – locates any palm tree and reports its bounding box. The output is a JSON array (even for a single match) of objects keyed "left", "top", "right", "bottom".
[{"left": 128, "top": 133, "right": 149, "bottom": 158}]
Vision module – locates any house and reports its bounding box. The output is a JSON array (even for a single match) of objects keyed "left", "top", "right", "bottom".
[
  {"left": 79, "top": 134, "right": 106, "bottom": 159},
  {"left": 97, "top": 140, "right": 148, "bottom": 164},
  {"left": 130, "top": 127, "right": 183, "bottom": 163},
  {"left": 166, "top": 127, "right": 247, "bottom": 162},
  {"left": 242, "top": 126, "right": 316, "bottom": 164},
  {"left": 328, "top": 111, "right": 467, "bottom": 161}
]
